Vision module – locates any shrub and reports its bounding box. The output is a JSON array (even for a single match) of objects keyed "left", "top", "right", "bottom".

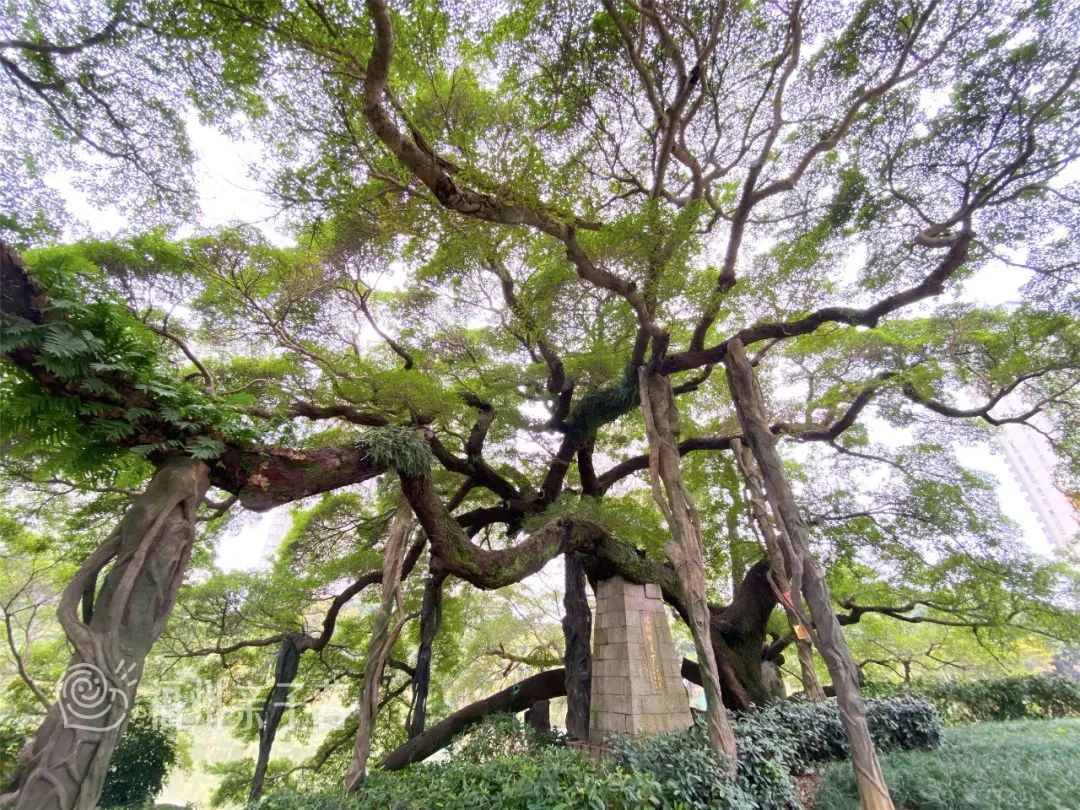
[
  {"left": 259, "top": 749, "right": 670, "bottom": 810},
  {"left": 98, "top": 701, "right": 185, "bottom": 808},
  {"left": 862, "top": 674, "right": 1080, "bottom": 724},
  {"left": 609, "top": 719, "right": 768, "bottom": 810},
  {"left": 0, "top": 714, "right": 35, "bottom": 791},
  {"left": 360, "top": 749, "right": 669, "bottom": 810},
  {"left": 258, "top": 791, "right": 350, "bottom": 810},
  {"left": 258, "top": 699, "right": 940, "bottom": 810},
  {"left": 449, "top": 711, "right": 565, "bottom": 764},
  {"left": 260, "top": 714, "right": 767, "bottom": 810},
  {"left": 731, "top": 696, "right": 940, "bottom": 772},
  {"left": 734, "top": 700, "right": 842, "bottom": 770},
  {"left": 866, "top": 697, "right": 942, "bottom": 752}
]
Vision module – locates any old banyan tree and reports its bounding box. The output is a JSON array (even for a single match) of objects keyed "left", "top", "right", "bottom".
[{"left": 2, "top": 1, "right": 1080, "bottom": 808}]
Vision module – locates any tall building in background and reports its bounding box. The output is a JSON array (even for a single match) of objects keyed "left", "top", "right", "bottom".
[
  {"left": 259, "top": 508, "right": 293, "bottom": 565},
  {"left": 997, "top": 417, "right": 1078, "bottom": 555}
]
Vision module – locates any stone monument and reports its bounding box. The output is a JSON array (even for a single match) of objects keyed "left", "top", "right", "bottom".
[{"left": 589, "top": 576, "right": 693, "bottom": 742}]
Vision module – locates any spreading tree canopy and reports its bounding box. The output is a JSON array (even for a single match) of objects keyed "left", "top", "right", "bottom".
[{"left": 2, "top": 1, "right": 1080, "bottom": 808}]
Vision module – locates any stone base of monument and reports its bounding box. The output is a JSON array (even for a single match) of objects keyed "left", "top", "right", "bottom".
[{"left": 589, "top": 576, "right": 693, "bottom": 743}]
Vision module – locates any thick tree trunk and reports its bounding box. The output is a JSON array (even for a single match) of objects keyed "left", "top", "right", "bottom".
[
  {"left": 407, "top": 570, "right": 445, "bottom": 739},
  {"left": 344, "top": 507, "right": 413, "bottom": 792},
  {"left": 7, "top": 457, "right": 209, "bottom": 810},
  {"left": 709, "top": 573, "right": 779, "bottom": 708},
  {"left": 248, "top": 635, "right": 302, "bottom": 804},
  {"left": 681, "top": 651, "right": 781, "bottom": 705},
  {"left": 638, "top": 367, "right": 738, "bottom": 767},
  {"left": 731, "top": 438, "right": 825, "bottom": 702},
  {"left": 725, "top": 339, "right": 893, "bottom": 810},
  {"left": 561, "top": 552, "right": 592, "bottom": 741},
  {"left": 524, "top": 699, "right": 551, "bottom": 733},
  {"left": 381, "top": 669, "right": 567, "bottom": 770}
]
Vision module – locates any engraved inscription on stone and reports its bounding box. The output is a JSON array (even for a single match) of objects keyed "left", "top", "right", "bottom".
[
  {"left": 589, "top": 576, "right": 692, "bottom": 742},
  {"left": 642, "top": 612, "right": 665, "bottom": 692}
]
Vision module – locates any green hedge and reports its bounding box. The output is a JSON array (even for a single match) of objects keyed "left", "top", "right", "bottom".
[
  {"left": 258, "top": 748, "right": 695, "bottom": 810},
  {"left": 862, "top": 674, "right": 1080, "bottom": 724},
  {"left": 450, "top": 711, "right": 568, "bottom": 764},
  {"left": 258, "top": 697, "right": 940, "bottom": 810},
  {"left": 610, "top": 720, "right": 790, "bottom": 810},
  {"left": 732, "top": 696, "right": 941, "bottom": 771}
]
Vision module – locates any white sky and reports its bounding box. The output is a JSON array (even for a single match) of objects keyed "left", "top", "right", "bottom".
[
  {"left": 54, "top": 114, "right": 282, "bottom": 240},
  {"left": 47, "top": 117, "right": 1071, "bottom": 569}
]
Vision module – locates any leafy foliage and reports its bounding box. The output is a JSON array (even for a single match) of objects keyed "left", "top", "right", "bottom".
[
  {"left": 0, "top": 1, "right": 195, "bottom": 240},
  {"left": 607, "top": 698, "right": 940, "bottom": 809},
  {"left": 361, "top": 426, "right": 435, "bottom": 477},
  {"left": 259, "top": 749, "right": 674, "bottom": 810},
  {"left": 564, "top": 366, "right": 640, "bottom": 442},
  {"left": 730, "top": 698, "right": 941, "bottom": 773},
  {"left": 449, "top": 712, "right": 565, "bottom": 764},
  {"left": 258, "top": 702, "right": 939, "bottom": 810},
  {"left": 0, "top": 714, "right": 35, "bottom": 791},
  {"left": 98, "top": 701, "right": 186, "bottom": 808},
  {"left": 863, "top": 674, "right": 1080, "bottom": 724},
  {"left": 1, "top": 244, "right": 250, "bottom": 475},
  {"left": 610, "top": 719, "right": 783, "bottom": 810}
]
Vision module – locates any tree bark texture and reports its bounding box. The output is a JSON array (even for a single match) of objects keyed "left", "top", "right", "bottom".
[
  {"left": 731, "top": 438, "right": 825, "bottom": 702},
  {"left": 709, "top": 560, "right": 784, "bottom": 707},
  {"left": 7, "top": 456, "right": 209, "bottom": 810},
  {"left": 561, "top": 552, "right": 592, "bottom": 741},
  {"left": 407, "top": 570, "right": 446, "bottom": 739},
  {"left": 381, "top": 668, "right": 567, "bottom": 770},
  {"left": 637, "top": 367, "right": 738, "bottom": 766},
  {"left": 724, "top": 339, "right": 894, "bottom": 810},
  {"left": 344, "top": 506, "right": 413, "bottom": 792},
  {"left": 248, "top": 634, "right": 302, "bottom": 804}
]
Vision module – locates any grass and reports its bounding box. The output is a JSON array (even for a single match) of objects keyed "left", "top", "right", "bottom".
[{"left": 816, "top": 718, "right": 1080, "bottom": 810}]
